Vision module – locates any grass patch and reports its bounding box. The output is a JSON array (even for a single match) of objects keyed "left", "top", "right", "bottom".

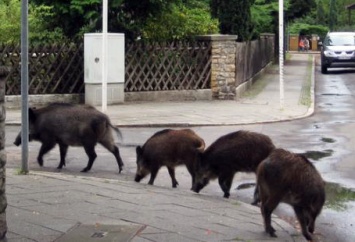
[
  {"left": 301, "top": 149, "right": 333, "bottom": 161},
  {"left": 241, "top": 78, "right": 269, "bottom": 99},
  {"left": 15, "top": 168, "right": 28, "bottom": 175},
  {"left": 299, "top": 54, "right": 313, "bottom": 106},
  {"left": 325, "top": 182, "right": 355, "bottom": 211}
]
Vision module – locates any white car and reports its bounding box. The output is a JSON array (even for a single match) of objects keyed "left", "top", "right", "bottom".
[{"left": 320, "top": 32, "right": 355, "bottom": 74}]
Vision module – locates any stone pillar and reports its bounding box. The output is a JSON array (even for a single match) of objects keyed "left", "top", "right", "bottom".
[
  {"left": 197, "top": 35, "right": 238, "bottom": 99},
  {"left": 0, "top": 67, "right": 7, "bottom": 240}
]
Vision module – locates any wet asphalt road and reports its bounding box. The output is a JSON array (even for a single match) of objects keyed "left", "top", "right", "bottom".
[{"left": 5, "top": 58, "right": 355, "bottom": 242}]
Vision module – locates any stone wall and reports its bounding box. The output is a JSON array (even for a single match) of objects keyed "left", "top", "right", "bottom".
[
  {"left": 198, "top": 34, "right": 274, "bottom": 100},
  {"left": 0, "top": 67, "right": 7, "bottom": 240}
]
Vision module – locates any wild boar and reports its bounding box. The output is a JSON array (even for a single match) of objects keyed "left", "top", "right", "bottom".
[
  {"left": 135, "top": 129, "right": 205, "bottom": 188},
  {"left": 257, "top": 148, "right": 325, "bottom": 241},
  {"left": 14, "top": 103, "right": 124, "bottom": 173},
  {"left": 191, "top": 130, "right": 275, "bottom": 202}
]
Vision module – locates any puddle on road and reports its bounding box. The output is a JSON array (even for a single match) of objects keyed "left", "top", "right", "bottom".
[
  {"left": 300, "top": 149, "right": 333, "bottom": 161},
  {"left": 325, "top": 182, "right": 355, "bottom": 211},
  {"left": 321, "top": 137, "right": 336, "bottom": 143}
]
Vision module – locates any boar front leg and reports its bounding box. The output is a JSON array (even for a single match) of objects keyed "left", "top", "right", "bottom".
[
  {"left": 167, "top": 166, "right": 179, "bottom": 188},
  {"left": 218, "top": 172, "right": 234, "bottom": 198},
  {"left": 37, "top": 141, "right": 56, "bottom": 166},
  {"left": 148, "top": 166, "right": 160, "bottom": 185},
  {"left": 57, "top": 143, "right": 68, "bottom": 169},
  {"left": 81, "top": 145, "right": 97, "bottom": 172}
]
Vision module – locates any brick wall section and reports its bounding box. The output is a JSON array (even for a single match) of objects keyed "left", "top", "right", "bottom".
[{"left": 0, "top": 67, "right": 7, "bottom": 240}]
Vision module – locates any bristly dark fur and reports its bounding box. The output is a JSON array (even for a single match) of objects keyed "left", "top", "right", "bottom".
[
  {"left": 192, "top": 130, "right": 275, "bottom": 203},
  {"left": 135, "top": 129, "right": 205, "bottom": 189},
  {"left": 14, "top": 103, "right": 124, "bottom": 173},
  {"left": 257, "top": 148, "right": 325, "bottom": 241}
]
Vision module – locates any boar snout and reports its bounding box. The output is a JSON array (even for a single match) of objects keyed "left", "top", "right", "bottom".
[
  {"left": 14, "top": 139, "right": 21, "bottom": 146},
  {"left": 191, "top": 180, "right": 208, "bottom": 193},
  {"left": 135, "top": 174, "right": 144, "bottom": 183},
  {"left": 14, "top": 133, "right": 21, "bottom": 146}
]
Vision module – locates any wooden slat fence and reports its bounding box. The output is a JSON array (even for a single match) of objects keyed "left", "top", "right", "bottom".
[
  {"left": 1, "top": 40, "right": 211, "bottom": 95},
  {"left": 0, "top": 43, "right": 84, "bottom": 95},
  {"left": 125, "top": 40, "right": 211, "bottom": 92}
]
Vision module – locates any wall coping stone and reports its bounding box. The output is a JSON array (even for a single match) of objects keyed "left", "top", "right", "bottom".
[{"left": 196, "top": 34, "right": 238, "bottom": 41}]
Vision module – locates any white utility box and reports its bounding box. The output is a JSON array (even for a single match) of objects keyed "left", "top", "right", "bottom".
[{"left": 84, "top": 33, "right": 125, "bottom": 105}]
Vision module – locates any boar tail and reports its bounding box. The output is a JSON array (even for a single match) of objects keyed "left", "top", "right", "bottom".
[
  {"left": 197, "top": 144, "right": 205, "bottom": 152},
  {"left": 196, "top": 139, "right": 205, "bottom": 152},
  {"left": 109, "top": 124, "right": 123, "bottom": 144}
]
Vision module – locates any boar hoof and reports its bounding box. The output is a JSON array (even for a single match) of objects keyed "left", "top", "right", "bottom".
[
  {"left": 251, "top": 200, "right": 259, "bottom": 206},
  {"left": 81, "top": 167, "right": 90, "bottom": 172},
  {"left": 266, "top": 226, "right": 277, "bottom": 237},
  {"left": 172, "top": 182, "right": 179, "bottom": 188},
  {"left": 37, "top": 158, "right": 44, "bottom": 167},
  {"left": 223, "top": 192, "right": 230, "bottom": 198}
]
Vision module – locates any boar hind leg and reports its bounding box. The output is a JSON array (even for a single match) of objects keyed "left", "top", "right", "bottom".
[
  {"left": 37, "top": 142, "right": 56, "bottom": 166},
  {"left": 57, "top": 143, "right": 68, "bottom": 169},
  {"left": 167, "top": 167, "right": 179, "bottom": 188},
  {"left": 100, "top": 140, "right": 124, "bottom": 173},
  {"left": 261, "top": 195, "right": 281, "bottom": 237},
  {"left": 294, "top": 206, "right": 313, "bottom": 241},
  {"left": 81, "top": 145, "right": 97, "bottom": 172},
  {"left": 218, "top": 172, "right": 234, "bottom": 198},
  {"left": 251, "top": 186, "right": 260, "bottom": 205}
]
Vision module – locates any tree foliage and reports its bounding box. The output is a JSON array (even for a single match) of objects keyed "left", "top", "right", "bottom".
[
  {"left": 251, "top": 0, "right": 278, "bottom": 36},
  {"left": 287, "top": 0, "right": 316, "bottom": 19},
  {"left": 0, "top": 0, "right": 66, "bottom": 44},
  {"left": 30, "top": 0, "right": 217, "bottom": 41},
  {"left": 142, "top": 3, "right": 219, "bottom": 40},
  {"left": 211, "top": 0, "right": 254, "bottom": 41}
]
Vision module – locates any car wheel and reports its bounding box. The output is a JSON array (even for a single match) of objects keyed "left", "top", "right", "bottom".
[{"left": 321, "top": 64, "right": 327, "bottom": 74}]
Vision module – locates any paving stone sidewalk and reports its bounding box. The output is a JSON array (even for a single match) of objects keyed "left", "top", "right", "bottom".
[{"left": 5, "top": 53, "right": 314, "bottom": 241}]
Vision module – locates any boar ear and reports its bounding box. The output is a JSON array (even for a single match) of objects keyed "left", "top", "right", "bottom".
[
  {"left": 195, "top": 152, "right": 203, "bottom": 169},
  {"left": 28, "top": 108, "right": 37, "bottom": 123},
  {"left": 136, "top": 146, "right": 143, "bottom": 156}
]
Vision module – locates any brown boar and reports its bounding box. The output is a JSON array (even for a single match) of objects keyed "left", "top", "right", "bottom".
[
  {"left": 14, "top": 103, "right": 124, "bottom": 173},
  {"left": 135, "top": 129, "right": 205, "bottom": 188},
  {"left": 191, "top": 130, "right": 275, "bottom": 202},
  {"left": 257, "top": 148, "right": 325, "bottom": 241}
]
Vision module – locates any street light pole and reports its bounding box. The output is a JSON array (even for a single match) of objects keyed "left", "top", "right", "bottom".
[
  {"left": 102, "top": 0, "right": 108, "bottom": 112},
  {"left": 279, "top": 0, "right": 284, "bottom": 109},
  {"left": 21, "top": 0, "right": 29, "bottom": 173}
]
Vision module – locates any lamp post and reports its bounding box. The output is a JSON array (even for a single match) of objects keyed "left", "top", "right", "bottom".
[
  {"left": 279, "top": 0, "right": 284, "bottom": 109},
  {"left": 102, "top": 0, "right": 108, "bottom": 112},
  {"left": 21, "top": 0, "right": 29, "bottom": 173}
]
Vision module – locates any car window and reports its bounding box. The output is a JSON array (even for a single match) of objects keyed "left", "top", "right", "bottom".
[{"left": 325, "top": 34, "right": 355, "bottom": 46}]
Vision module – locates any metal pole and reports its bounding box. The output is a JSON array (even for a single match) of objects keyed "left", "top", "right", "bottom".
[
  {"left": 279, "top": 0, "right": 284, "bottom": 109},
  {"left": 21, "top": 0, "right": 29, "bottom": 173},
  {"left": 102, "top": 0, "right": 108, "bottom": 112}
]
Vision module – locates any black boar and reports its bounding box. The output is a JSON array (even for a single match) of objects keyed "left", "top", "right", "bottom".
[
  {"left": 135, "top": 129, "right": 205, "bottom": 188},
  {"left": 257, "top": 148, "right": 325, "bottom": 241},
  {"left": 191, "top": 130, "right": 275, "bottom": 202},
  {"left": 14, "top": 103, "right": 124, "bottom": 173}
]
